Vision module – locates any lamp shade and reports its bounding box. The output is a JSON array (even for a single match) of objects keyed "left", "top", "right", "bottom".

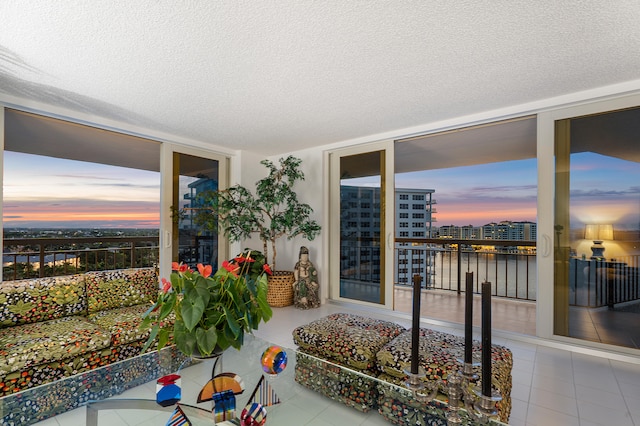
[
  {"left": 585, "top": 224, "right": 614, "bottom": 241},
  {"left": 598, "top": 224, "right": 614, "bottom": 241}
]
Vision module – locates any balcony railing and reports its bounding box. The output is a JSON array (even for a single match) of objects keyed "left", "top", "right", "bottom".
[
  {"left": 395, "top": 238, "right": 538, "bottom": 301},
  {"left": 342, "top": 237, "right": 640, "bottom": 308},
  {"left": 6, "top": 235, "right": 639, "bottom": 309},
  {"left": 569, "top": 256, "right": 640, "bottom": 308},
  {"left": 2, "top": 236, "right": 159, "bottom": 280}
]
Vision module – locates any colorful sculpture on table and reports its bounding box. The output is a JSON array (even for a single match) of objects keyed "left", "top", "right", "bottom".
[
  {"left": 213, "top": 389, "right": 236, "bottom": 422},
  {"left": 195, "top": 369, "right": 245, "bottom": 422},
  {"left": 248, "top": 375, "right": 281, "bottom": 407},
  {"left": 260, "top": 345, "right": 287, "bottom": 375},
  {"left": 241, "top": 402, "right": 267, "bottom": 426},
  {"left": 197, "top": 372, "right": 245, "bottom": 402},
  {"left": 156, "top": 374, "right": 182, "bottom": 407},
  {"left": 165, "top": 404, "right": 191, "bottom": 426}
]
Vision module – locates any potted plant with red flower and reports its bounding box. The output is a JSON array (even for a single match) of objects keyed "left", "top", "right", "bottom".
[{"left": 141, "top": 249, "right": 272, "bottom": 357}]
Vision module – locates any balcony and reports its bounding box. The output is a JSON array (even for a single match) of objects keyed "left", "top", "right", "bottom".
[
  {"left": 2, "top": 236, "right": 159, "bottom": 280},
  {"left": 340, "top": 237, "right": 640, "bottom": 346}
]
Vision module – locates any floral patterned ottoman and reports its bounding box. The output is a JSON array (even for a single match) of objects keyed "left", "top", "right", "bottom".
[
  {"left": 292, "top": 313, "right": 406, "bottom": 372},
  {"left": 375, "top": 328, "right": 513, "bottom": 424},
  {"left": 292, "top": 313, "right": 406, "bottom": 411},
  {"left": 377, "top": 383, "right": 453, "bottom": 426}
]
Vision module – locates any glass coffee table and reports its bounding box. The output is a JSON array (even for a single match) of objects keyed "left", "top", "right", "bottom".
[{"left": 84, "top": 334, "right": 507, "bottom": 426}]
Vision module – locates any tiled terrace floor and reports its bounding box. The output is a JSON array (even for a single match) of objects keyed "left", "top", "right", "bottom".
[{"left": 394, "top": 286, "right": 537, "bottom": 336}]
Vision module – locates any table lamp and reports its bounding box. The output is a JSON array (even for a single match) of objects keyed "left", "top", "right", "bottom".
[{"left": 585, "top": 224, "right": 613, "bottom": 259}]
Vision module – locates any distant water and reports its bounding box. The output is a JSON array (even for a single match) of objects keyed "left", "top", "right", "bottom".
[{"left": 427, "top": 252, "right": 537, "bottom": 300}]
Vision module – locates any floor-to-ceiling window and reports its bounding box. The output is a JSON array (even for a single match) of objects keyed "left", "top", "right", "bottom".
[
  {"left": 2, "top": 109, "right": 161, "bottom": 280},
  {"left": 1, "top": 109, "right": 230, "bottom": 283},
  {"left": 554, "top": 106, "right": 640, "bottom": 349},
  {"left": 393, "top": 117, "right": 538, "bottom": 335}
]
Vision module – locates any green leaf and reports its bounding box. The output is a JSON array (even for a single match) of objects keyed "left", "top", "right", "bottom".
[
  {"left": 141, "top": 324, "right": 159, "bottom": 353},
  {"left": 170, "top": 272, "right": 184, "bottom": 293},
  {"left": 225, "top": 281, "right": 242, "bottom": 309},
  {"left": 195, "top": 326, "right": 218, "bottom": 356},
  {"left": 157, "top": 328, "right": 170, "bottom": 350},
  {"left": 139, "top": 316, "right": 152, "bottom": 331},
  {"left": 181, "top": 295, "right": 205, "bottom": 331},
  {"left": 223, "top": 305, "right": 241, "bottom": 338},
  {"left": 158, "top": 293, "right": 176, "bottom": 320},
  {"left": 174, "top": 320, "right": 196, "bottom": 356},
  {"left": 193, "top": 277, "right": 211, "bottom": 306},
  {"left": 216, "top": 331, "right": 230, "bottom": 350}
]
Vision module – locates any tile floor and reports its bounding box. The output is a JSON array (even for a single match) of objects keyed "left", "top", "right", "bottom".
[{"left": 33, "top": 298, "right": 640, "bottom": 426}]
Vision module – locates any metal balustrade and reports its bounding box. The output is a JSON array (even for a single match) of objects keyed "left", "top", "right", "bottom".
[
  {"left": 5, "top": 236, "right": 639, "bottom": 308},
  {"left": 339, "top": 237, "right": 640, "bottom": 307},
  {"left": 395, "top": 238, "right": 538, "bottom": 301},
  {"left": 2, "top": 236, "right": 160, "bottom": 280},
  {"left": 569, "top": 256, "right": 640, "bottom": 308}
]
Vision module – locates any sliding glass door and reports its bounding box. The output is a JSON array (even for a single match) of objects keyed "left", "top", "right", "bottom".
[
  {"left": 159, "top": 146, "right": 229, "bottom": 280},
  {"left": 538, "top": 93, "right": 640, "bottom": 352},
  {"left": 552, "top": 106, "right": 640, "bottom": 350},
  {"left": 329, "top": 141, "right": 394, "bottom": 308}
]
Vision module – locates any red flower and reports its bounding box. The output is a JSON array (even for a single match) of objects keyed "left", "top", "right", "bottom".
[
  {"left": 197, "top": 263, "right": 213, "bottom": 278},
  {"left": 161, "top": 278, "right": 172, "bottom": 293},
  {"left": 172, "top": 262, "right": 189, "bottom": 273},
  {"left": 234, "top": 253, "right": 255, "bottom": 264},
  {"left": 222, "top": 260, "right": 240, "bottom": 276},
  {"left": 263, "top": 263, "right": 272, "bottom": 275}
]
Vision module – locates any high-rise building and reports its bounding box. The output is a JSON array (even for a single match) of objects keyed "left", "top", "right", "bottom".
[
  {"left": 339, "top": 186, "right": 437, "bottom": 286},
  {"left": 395, "top": 188, "right": 437, "bottom": 286},
  {"left": 339, "top": 186, "right": 537, "bottom": 286},
  {"left": 481, "top": 221, "right": 536, "bottom": 241},
  {"left": 339, "top": 185, "right": 382, "bottom": 283}
]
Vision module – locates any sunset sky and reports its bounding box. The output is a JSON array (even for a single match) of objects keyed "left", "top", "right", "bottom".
[
  {"left": 3, "top": 151, "right": 160, "bottom": 228},
  {"left": 396, "top": 158, "right": 538, "bottom": 226},
  {"left": 3, "top": 150, "right": 638, "bottom": 230}
]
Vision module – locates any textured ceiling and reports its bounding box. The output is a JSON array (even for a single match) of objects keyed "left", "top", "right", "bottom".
[{"left": 1, "top": 1, "right": 640, "bottom": 155}]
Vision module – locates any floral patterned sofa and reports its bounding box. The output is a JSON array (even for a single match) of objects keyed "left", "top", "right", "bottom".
[
  {"left": 293, "top": 313, "right": 513, "bottom": 424},
  {"left": 0, "top": 268, "right": 158, "bottom": 397}
]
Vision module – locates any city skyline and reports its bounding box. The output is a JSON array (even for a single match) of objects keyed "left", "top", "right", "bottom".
[{"left": 3, "top": 150, "right": 638, "bottom": 230}]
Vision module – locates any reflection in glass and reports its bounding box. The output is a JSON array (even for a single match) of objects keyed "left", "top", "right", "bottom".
[
  {"left": 339, "top": 151, "right": 384, "bottom": 304},
  {"left": 172, "top": 153, "right": 220, "bottom": 269},
  {"left": 554, "top": 107, "right": 640, "bottom": 349}
]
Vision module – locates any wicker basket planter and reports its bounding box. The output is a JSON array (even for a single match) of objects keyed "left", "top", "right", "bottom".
[{"left": 267, "top": 271, "right": 295, "bottom": 307}]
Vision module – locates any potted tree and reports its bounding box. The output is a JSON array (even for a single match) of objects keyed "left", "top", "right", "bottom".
[{"left": 191, "top": 155, "right": 321, "bottom": 307}]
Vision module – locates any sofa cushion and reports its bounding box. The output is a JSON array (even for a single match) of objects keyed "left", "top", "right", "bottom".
[
  {"left": 88, "top": 304, "right": 155, "bottom": 346},
  {"left": 292, "top": 313, "right": 406, "bottom": 371},
  {"left": 86, "top": 268, "right": 157, "bottom": 313},
  {"left": 0, "top": 275, "right": 86, "bottom": 328},
  {"left": 0, "top": 316, "right": 112, "bottom": 377}
]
